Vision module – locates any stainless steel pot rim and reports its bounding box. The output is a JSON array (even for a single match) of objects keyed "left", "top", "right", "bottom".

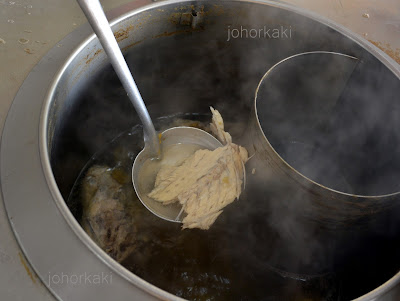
[
  {"left": 38, "top": 4, "right": 188, "bottom": 301},
  {"left": 6, "top": 0, "right": 398, "bottom": 300},
  {"left": 254, "top": 50, "right": 400, "bottom": 199}
]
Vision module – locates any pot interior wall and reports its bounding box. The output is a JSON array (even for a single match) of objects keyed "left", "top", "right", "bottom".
[
  {"left": 256, "top": 51, "right": 400, "bottom": 196},
  {"left": 45, "top": 1, "right": 400, "bottom": 300},
  {"left": 49, "top": 1, "right": 372, "bottom": 200}
]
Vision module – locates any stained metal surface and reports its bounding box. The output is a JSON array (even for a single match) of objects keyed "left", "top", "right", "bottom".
[
  {"left": 0, "top": 1, "right": 157, "bottom": 301},
  {"left": 0, "top": 0, "right": 400, "bottom": 300},
  {"left": 1, "top": 4, "right": 167, "bottom": 301}
]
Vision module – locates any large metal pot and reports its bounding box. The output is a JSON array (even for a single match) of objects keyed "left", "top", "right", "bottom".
[
  {"left": 246, "top": 49, "right": 400, "bottom": 274},
  {"left": 1, "top": 0, "right": 400, "bottom": 300}
]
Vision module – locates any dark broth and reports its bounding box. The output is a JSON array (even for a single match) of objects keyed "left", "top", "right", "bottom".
[
  {"left": 68, "top": 114, "right": 399, "bottom": 301},
  {"left": 68, "top": 114, "right": 340, "bottom": 300}
]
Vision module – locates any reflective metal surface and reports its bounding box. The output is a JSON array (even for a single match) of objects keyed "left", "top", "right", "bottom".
[
  {"left": 1, "top": 0, "right": 400, "bottom": 300},
  {"left": 247, "top": 48, "right": 400, "bottom": 278},
  {"left": 133, "top": 126, "right": 223, "bottom": 222}
]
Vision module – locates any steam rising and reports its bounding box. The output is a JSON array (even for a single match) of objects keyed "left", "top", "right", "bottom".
[{"left": 49, "top": 2, "right": 400, "bottom": 299}]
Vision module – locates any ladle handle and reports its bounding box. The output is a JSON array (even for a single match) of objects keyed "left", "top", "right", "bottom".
[{"left": 77, "top": 0, "right": 160, "bottom": 157}]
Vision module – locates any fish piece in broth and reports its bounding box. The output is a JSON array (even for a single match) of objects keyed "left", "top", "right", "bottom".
[
  {"left": 148, "top": 108, "right": 249, "bottom": 230},
  {"left": 81, "top": 165, "right": 136, "bottom": 263}
]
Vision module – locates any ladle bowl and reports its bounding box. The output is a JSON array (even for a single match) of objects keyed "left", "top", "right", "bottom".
[{"left": 132, "top": 126, "right": 222, "bottom": 222}]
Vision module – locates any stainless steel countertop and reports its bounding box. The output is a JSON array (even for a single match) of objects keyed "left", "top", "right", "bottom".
[{"left": 0, "top": 0, "right": 399, "bottom": 300}]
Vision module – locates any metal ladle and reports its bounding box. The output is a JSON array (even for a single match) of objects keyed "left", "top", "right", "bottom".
[{"left": 77, "top": 0, "right": 222, "bottom": 222}]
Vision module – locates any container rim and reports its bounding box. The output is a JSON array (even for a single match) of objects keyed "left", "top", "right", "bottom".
[
  {"left": 254, "top": 50, "right": 400, "bottom": 199},
  {"left": 0, "top": 0, "right": 396, "bottom": 300}
]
